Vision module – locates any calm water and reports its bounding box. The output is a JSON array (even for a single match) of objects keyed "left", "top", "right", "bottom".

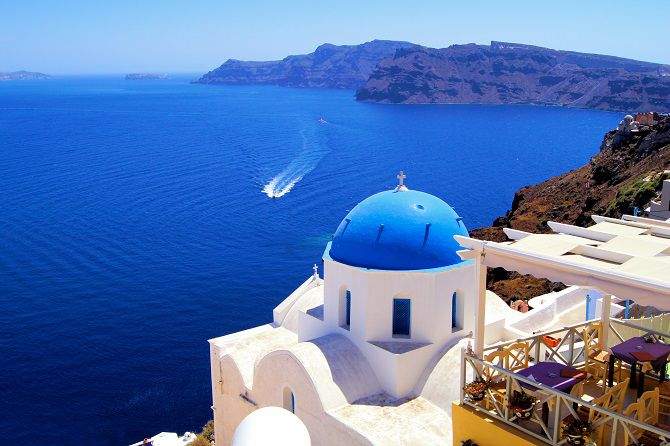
[{"left": 0, "top": 75, "right": 619, "bottom": 444}]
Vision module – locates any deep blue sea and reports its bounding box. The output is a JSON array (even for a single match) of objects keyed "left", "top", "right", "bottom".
[{"left": 0, "top": 75, "right": 620, "bottom": 444}]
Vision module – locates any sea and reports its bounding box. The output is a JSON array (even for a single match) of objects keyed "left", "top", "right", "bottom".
[{"left": 0, "top": 74, "right": 620, "bottom": 444}]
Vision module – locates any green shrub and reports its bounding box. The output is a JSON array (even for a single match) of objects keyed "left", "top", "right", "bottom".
[{"left": 605, "top": 172, "right": 668, "bottom": 217}]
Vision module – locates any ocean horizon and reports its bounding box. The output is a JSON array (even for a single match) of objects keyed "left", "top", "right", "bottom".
[{"left": 0, "top": 75, "right": 621, "bottom": 444}]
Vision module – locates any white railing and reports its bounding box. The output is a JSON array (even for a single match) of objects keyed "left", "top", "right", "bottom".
[
  {"left": 484, "top": 320, "right": 593, "bottom": 368},
  {"left": 486, "top": 317, "right": 670, "bottom": 372},
  {"left": 610, "top": 318, "right": 670, "bottom": 346},
  {"left": 460, "top": 352, "right": 670, "bottom": 445}
]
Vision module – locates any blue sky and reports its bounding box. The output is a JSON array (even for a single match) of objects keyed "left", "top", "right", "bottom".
[{"left": 3, "top": 0, "right": 669, "bottom": 74}]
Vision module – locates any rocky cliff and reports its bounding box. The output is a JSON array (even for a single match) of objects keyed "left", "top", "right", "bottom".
[
  {"left": 472, "top": 112, "right": 670, "bottom": 301},
  {"left": 195, "top": 40, "right": 419, "bottom": 88},
  {"left": 356, "top": 41, "right": 670, "bottom": 113}
]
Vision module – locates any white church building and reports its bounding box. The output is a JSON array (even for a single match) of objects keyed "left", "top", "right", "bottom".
[{"left": 208, "top": 173, "right": 670, "bottom": 446}]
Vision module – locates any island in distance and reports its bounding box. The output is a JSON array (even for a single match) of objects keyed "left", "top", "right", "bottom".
[
  {"left": 356, "top": 41, "right": 670, "bottom": 113},
  {"left": 195, "top": 40, "right": 419, "bottom": 89},
  {"left": 196, "top": 40, "right": 670, "bottom": 113},
  {"left": 0, "top": 71, "right": 50, "bottom": 81},
  {"left": 125, "top": 73, "right": 168, "bottom": 80}
]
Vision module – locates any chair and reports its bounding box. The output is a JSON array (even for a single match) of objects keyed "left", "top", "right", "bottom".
[
  {"left": 583, "top": 322, "right": 618, "bottom": 390},
  {"left": 506, "top": 341, "right": 531, "bottom": 372},
  {"left": 481, "top": 343, "right": 532, "bottom": 412},
  {"left": 623, "top": 388, "right": 660, "bottom": 446},
  {"left": 483, "top": 349, "right": 508, "bottom": 412},
  {"left": 564, "top": 378, "right": 630, "bottom": 444},
  {"left": 659, "top": 382, "right": 670, "bottom": 420},
  {"left": 570, "top": 374, "right": 604, "bottom": 402}
]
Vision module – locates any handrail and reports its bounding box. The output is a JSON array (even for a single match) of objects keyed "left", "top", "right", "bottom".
[
  {"left": 484, "top": 319, "right": 593, "bottom": 352},
  {"left": 486, "top": 317, "right": 670, "bottom": 355},
  {"left": 483, "top": 320, "right": 594, "bottom": 369},
  {"left": 461, "top": 351, "right": 670, "bottom": 445},
  {"left": 610, "top": 318, "right": 670, "bottom": 339}
]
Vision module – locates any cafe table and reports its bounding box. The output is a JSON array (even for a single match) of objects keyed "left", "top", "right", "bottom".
[
  {"left": 517, "top": 362, "right": 587, "bottom": 425},
  {"left": 608, "top": 336, "right": 670, "bottom": 397}
]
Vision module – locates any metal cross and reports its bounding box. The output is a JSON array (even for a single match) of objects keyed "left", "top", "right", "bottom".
[
  {"left": 312, "top": 263, "right": 319, "bottom": 281},
  {"left": 397, "top": 170, "right": 406, "bottom": 187}
]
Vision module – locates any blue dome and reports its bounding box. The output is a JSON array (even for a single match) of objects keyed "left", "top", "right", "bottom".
[{"left": 329, "top": 189, "right": 468, "bottom": 270}]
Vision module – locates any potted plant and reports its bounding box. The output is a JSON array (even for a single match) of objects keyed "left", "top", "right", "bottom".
[
  {"left": 508, "top": 390, "right": 536, "bottom": 420},
  {"left": 463, "top": 378, "right": 489, "bottom": 402},
  {"left": 562, "top": 418, "right": 593, "bottom": 445}
]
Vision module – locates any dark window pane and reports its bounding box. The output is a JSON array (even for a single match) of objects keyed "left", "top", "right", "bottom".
[
  {"left": 452, "top": 292, "right": 458, "bottom": 329},
  {"left": 392, "top": 298, "right": 411, "bottom": 337},
  {"left": 345, "top": 290, "right": 351, "bottom": 327}
]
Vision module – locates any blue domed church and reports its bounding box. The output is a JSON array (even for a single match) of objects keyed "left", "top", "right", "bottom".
[
  {"left": 316, "top": 174, "right": 476, "bottom": 396},
  {"left": 209, "top": 173, "right": 480, "bottom": 445}
]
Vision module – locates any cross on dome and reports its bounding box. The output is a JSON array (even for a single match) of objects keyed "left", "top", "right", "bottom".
[
  {"left": 395, "top": 171, "right": 408, "bottom": 192},
  {"left": 395, "top": 170, "right": 408, "bottom": 192},
  {"left": 312, "top": 263, "right": 319, "bottom": 281}
]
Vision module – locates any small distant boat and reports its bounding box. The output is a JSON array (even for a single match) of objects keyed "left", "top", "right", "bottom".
[
  {"left": 129, "top": 432, "right": 196, "bottom": 446},
  {"left": 318, "top": 117, "right": 327, "bottom": 124}
]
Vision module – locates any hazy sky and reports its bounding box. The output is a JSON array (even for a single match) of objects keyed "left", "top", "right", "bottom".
[{"left": 3, "top": 0, "right": 669, "bottom": 74}]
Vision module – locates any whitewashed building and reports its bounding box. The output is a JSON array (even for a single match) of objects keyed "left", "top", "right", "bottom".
[
  {"left": 209, "top": 174, "right": 480, "bottom": 445},
  {"left": 208, "top": 173, "right": 670, "bottom": 445}
]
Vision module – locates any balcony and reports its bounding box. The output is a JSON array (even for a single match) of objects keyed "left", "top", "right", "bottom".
[{"left": 458, "top": 318, "right": 670, "bottom": 445}]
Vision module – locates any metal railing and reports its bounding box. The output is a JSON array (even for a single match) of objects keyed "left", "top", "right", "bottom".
[{"left": 460, "top": 351, "right": 670, "bottom": 445}]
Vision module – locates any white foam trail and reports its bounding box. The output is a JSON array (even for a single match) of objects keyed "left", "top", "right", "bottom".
[
  {"left": 262, "top": 174, "right": 303, "bottom": 198},
  {"left": 261, "top": 125, "right": 329, "bottom": 199}
]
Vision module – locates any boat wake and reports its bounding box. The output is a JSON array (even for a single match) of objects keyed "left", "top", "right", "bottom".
[
  {"left": 262, "top": 174, "right": 303, "bottom": 198},
  {"left": 261, "top": 125, "right": 329, "bottom": 198}
]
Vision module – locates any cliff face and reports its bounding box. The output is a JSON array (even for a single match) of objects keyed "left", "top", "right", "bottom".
[
  {"left": 472, "top": 113, "right": 670, "bottom": 301},
  {"left": 195, "top": 40, "right": 419, "bottom": 89},
  {"left": 356, "top": 42, "right": 670, "bottom": 113}
]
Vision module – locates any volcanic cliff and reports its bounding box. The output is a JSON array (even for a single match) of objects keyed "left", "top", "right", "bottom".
[
  {"left": 472, "top": 112, "right": 670, "bottom": 301},
  {"left": 195, "top": 40, "right": 418, "bottom": 89},
  {"left": 356, "top": 42, "right": 670, "bottom": 113}
]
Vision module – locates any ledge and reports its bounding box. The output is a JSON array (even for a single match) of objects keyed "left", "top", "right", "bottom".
[
  {"left": 305, "top": 304, "right": 324, "bottom": 321},
  {"left": 368, "top": 340, "right": 431, "bottom": 354}
]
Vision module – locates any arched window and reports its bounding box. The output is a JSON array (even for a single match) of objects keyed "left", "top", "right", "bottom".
[
  {"left": 452, "top": 292, "right": 463, "bottom": 332},
  {"left": 283, "top": 387, "right": 295, "bottom": 413}
]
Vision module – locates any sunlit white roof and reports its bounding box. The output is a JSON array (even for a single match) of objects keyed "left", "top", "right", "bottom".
[{"left": 456, "top": 214, "right": 670, "bottom": 309}]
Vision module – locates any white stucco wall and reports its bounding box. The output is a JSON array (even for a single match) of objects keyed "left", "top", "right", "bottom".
[{"left": 318, "top": 252, "right": 476, "bottom": 398}]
